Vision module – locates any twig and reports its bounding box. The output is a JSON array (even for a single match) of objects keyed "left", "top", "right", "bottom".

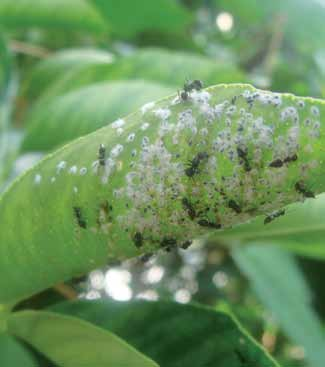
[
  {"left": 54, "top": 283, "right": 78, "bottom": 300},
  {"left": 10, "top": 40, "right": 50, "bottom": 58},
  {"left": 263, "top": 13, "right": 287, "bottom": 76}
]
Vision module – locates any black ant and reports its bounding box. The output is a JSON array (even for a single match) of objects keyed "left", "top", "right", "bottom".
[
  {"left": 161, "top": 237, "right": 177, "bottom": 252},
  {"left": 269, "top": 154, "right": 298, "bottom": 168},
  {"left": 228, "top": 199, "right": 242, "bottom": 214},
  {"left": 246, "top": 95, "right": 254, "bottom": 110},
  {"left": 97, "top": 201, "right": 113, "bottom": 225},
  {"left": 231, "top": 95, "right": 237, "bottom": 105},
  {"left": 179, "top": 79, "right": 203, "bottom": 102},
  {"left": 101, "top": 200, "right": 113, "bottom": 214},
  {"left": 237, "top": 147, "right": 251, "bottom": 172},
  {"left": 283, "top": 153, "right": 298, "bottom": 163},
  {"left": 184, "top": 79, "right": 203, "bottom": 92},
  {"left": 269, "top": 158, "right": 283, "bottom": 168},
  {"left": 179, "top": 90, "right": 189, "bottom": 101},
  {"left": 182, "top": 197, "right": 196, "bottom": 219},
  {"left": 133, "top": 232, "right": 143, "bottom": 248},
  {"left": 264, "top": 209, "right": 285, "bottom": 224},
  {"left": 140, "top": 253, "right": 153, "bottom": 263},
  {"left": 295, "top": 181, "right": 315, "bottom": 198},
  {"left": 185, "top": 152, "right": 209, "bottom": 177},
  {"left": 198, "top": 219, "right": 221, "bottom": 229},
  {"left": 73, "top": 207, "right": 87, "bottom": 229},
  {"left": 98, "top": 144, "right": 106, "bottom": 166},
  {"left": 180, "top": 240, "right": 192, "bottom": 249}
]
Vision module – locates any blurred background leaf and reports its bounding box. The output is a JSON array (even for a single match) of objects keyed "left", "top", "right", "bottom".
[
  {"left": 21, "top": 80, "right": 173, "bottom": 152},
  {"left": 0, "top": 0, "right": 107, "bottom": 33},
  {"left": 20, "top": 47, "right": 246, "bottom": 106},
  {"left": 232, "top": 245, "right": 325, "bottom": 367},
  {"left": 90, "top": 0, "right": 192, "bottom": 38},
  {"left": 7, "top": 310, "right": 158, "bottom": 367},
  {"left": 51, "top": 300, "right": 279, "bottom": 367},
  {"left": 0, "top": 333, "right": 38, "bottom": 367},
  {"left": 21, "top": 48, "right": 114, "bottom": 103}
]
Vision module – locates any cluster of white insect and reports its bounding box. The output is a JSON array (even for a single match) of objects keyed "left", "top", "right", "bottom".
[{"left": 32, "top": 85, "right": 322, "bottom": 254}]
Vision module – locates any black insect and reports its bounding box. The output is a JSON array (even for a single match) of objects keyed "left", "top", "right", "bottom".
[
  {"left": 184, "top": 79, "right": 203, "bottom": 92},
  {"left": 264, "top": 209, "right": 285, "bottom": 225},
  {"left": 98, "top": 144, "right": 106, "bottom": 166},
  {"left": 270, "top": 154, "right": 298, "bottom": 168},
  {"left": 73, "top": 206, "right": 87, "bottom": 229},
  {"left": 161, "top": 237, "right": 177, "bottom": 252},
  {"left": 97, "top": 200, "right": 113, "bottom": 225},
  {"left": 180, "top": 240, "right": 192, "bottom": 250},
  {"left": 182, "top": 197, "right": 196, "bottom": 219},
  {"left": 246, "top": 95, "right": 254, "bottom": 110},
  {"left": 185, "top": 152, "right": 209, "bottom": 177},
  {"left": 198, "top": 219, "right": 221, "bottom": 229},
  {"left": 133, "top": 232, "right": 143, "bottom": 248},
  {"left": 228, "top": 199, "right": 242, "bottom": 214},
  {"left": 231, "top": 95, "right": 237, "bottom": 105},
  {"left": 237, "top": 147, "right": 251, "bottom": 172},
  {"left": 161, "top": 237, "right": 177, "bottom": 247},
  {"left": 101, "top": 200, "right": 113, "bottom": 213},
  {"left": 283, "top": 153, "right": 298, "bottom": 163},
  {"left": 179, "top": 90, "right": 189, "bottom": 101},
  {"left": 269, "top": 158, "right": 283, "bottom": 168},
  {"left": 295, "top": 181, "right": 315, "bottom": 198},
  {"left": 179, "top": 79, "right": 203, "bottom": 102},
  {"left": 140, "top": 253, "right": 153, "bottom": 263}
]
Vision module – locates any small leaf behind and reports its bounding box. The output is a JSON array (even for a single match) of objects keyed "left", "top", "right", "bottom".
[
  {"left": 0, "top": 333, "right": 38, "bottom": 367},
  {"left": 233, "top": 244, "right": 325, "bottom": 367},
  {"left": 7, "top": 310, "right": 158, "bottom": 367},
  {"left": 51, "top": 300, "right": 279, "bottom": 367}
]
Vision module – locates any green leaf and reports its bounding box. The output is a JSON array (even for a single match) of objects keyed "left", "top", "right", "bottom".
[
  {"left": 232, "top": 245, "right": 325, "bottom": 367},
  {"left": 7, "top": 310, "right": 158, "bottom": 367},
  {"left": 21, "top": 80, "right": 174, "bottom": 152},
  {"left": 22, "top": 48, "right": 114, "bottom": 102},
  {"left": 216, "top": 0, "right": 325, "bottom": 52},
  {"left": 0, "top": 35, "right": 11, "bottom": 101},
  {"left": 104, "top": 48, "right": 246, "bottom": 85},
  {"left": 0, "top": 0, "right": 107, "bottom": 33},
  {"left": 0, "top": 333, "right": 38, "bottom": 367},
  {"left": 23, "top": 48, "right": 246, "bottom": 103},
  {"left": 0, "top": 35, "right": 19, "bottom": 189},
  {"left": 1, "top": 84, "right": 325, "bottom": 304},
  {"left": 90, "top": 0, "right": 192, "bottom": 38},
  {"left": 51, "top": 300, "right": 279, "bottom": 366},
  {"left": 213, "top": 193, "right": 325, "bottom": 260}
]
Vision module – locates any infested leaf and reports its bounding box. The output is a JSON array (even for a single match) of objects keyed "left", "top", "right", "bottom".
[{"left": 0, "top": 83, "right": 324, "bottom": 304}]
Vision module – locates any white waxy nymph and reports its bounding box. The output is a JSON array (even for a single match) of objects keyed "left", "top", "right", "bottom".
[
  {"left": 34, "top": 174, "right": 42, "bottom": 185},
  {"left": 141, "top": 101, "right": 155, "bottom": 115},
  {"left": 111, "top": 118, "right": 125, "bottom": 129},
  {"left": 69, "top": 166, "right": 78, "bottom": 174}
]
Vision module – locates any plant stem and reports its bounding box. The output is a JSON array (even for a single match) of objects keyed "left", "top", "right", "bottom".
[
  {"left": 53, "top": 283, "right": 78, "bottom": 300},
  {"left": 10, "top": 40, "right": 50, "bottom": 58}
]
